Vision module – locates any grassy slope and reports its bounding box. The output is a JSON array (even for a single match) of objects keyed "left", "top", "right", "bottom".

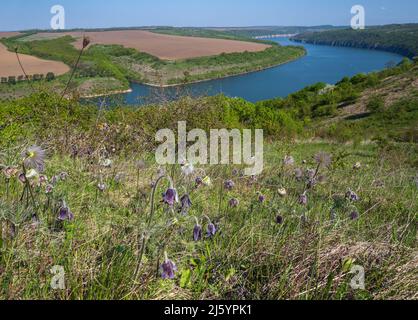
[
  {"left": 0, "top": 63, "right": 417, "bottom": 300},
  {"left": 292, "top": 24, "right": 418, "bottom": 58}
]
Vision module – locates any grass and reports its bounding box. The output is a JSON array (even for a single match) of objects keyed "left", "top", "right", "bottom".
[
  {"left": 0, "top": 139, "right": 416, "bottom": 299},
  {"left": 0, "top": 61, "right": 417, "bottom": 300}
]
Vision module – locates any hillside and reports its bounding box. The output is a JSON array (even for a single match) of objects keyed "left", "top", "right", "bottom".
[
  {"left": 292, "top": 24, "right": 418, "bottom": 58},
  {"left": 1, "top": 60, "right": 417, "bottom": 300}
]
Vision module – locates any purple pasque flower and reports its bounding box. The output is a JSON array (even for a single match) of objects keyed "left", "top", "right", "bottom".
[
  {"left": 193, "top": 223, "right": 202, "bottom": 241},
  {"left": 283, "top": 155, "right": 295, "bottom": 166},
  {"left": 18, "top": 172, "right": 27, "bottom": 184},
  {"left": 314, "top": 151, "right": 332, "bottom": 168},
  {"left": 229, "top": 198, "right": 239, "bottom": 208},
  {"left": 180, "top": 194, "right": 192, "bottom": 215},
  {"left": 3, "top": 166, "right": 18, "bottom": 179},
  {"left": 161, "top": 253, "right": 177, "bottom": 279},
  {"left": 22, "top": 145, "right": 45, "bottom": 172},
  {"left": 346, "top": 189, "right": 360, "bottom": 202},
  {"left": 58, "top": 201, "right": 74, "bottom": 221},
  {"left": 45, "top": 184, "right": 54, "bottom": 194},
  {"left": 299, "top": 192, "right": 308, "bottom": 206},
  {"left": 224, "top": 180, "right": 235, "bottom": 191},
  {"left": 207, "top": 223, "right": 217, "bottom": 238},
  {"left": 258, "top": 194, "right": 266, "bottom": 203},
  {"left": 163, "top": 188, "right": 178, "bottom": 207},
  {"left": 350, "top": 211, "right": 359, "bottom": 220},
  {"left": 276, "top": 215, "right": 284, "bottom": 225},
  {"left": 195, "top": 176, "right": 203, "bottom": 187},
  {"left": 59, "top": 172, "right": 68, "bottom": 181},
  {"left": 294, "top": 168, "right": 303, "bottom": 181},
  {"left": 97, "top": 182, "right": 106, "bottom": 192}
]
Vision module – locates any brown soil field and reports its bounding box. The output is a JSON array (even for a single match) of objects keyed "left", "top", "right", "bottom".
[
  {"left": 0, "top": 43, "right": 70, "bottom": 78},
  {"left": 29, "top": 30, "right": 271, "bottom": 60},
  {"left": 0, "top": 32, "right": 20, "bottom": 39}
]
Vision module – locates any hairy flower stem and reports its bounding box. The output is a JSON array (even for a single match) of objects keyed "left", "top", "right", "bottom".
[
  {"left": 15, "top": 48, "right": 34, "bottom": 92},
  {"left": 59, "top": 47, "right": 85, "bottom": 104},
  {"left": 134, "top": 174, "right": 174, "bottom": 281},
  {"left": 22, "top": 164, "right": 36, "bottom": 209}
]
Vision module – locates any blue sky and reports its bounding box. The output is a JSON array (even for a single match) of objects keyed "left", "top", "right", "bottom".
[{"left": 1, "top": 0, "right": 417, "bottom": 31}]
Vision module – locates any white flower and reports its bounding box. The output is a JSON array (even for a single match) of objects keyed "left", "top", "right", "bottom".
[
  {"left": 100, "top": 159, "right": 113, "bottom": 168},
  {"left": 278, "top": 187, "right": 287, "bottom": 197},
  {"left": 26, "top": 169, "right": 39, "bottom": 179}
]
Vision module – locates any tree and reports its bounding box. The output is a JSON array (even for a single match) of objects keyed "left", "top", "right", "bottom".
[
  {"left": 46, "top": 72, "right": 55, "bottom": 81},
  {"left": 8, "top": 76, "right": 16, "bottom": 85}
]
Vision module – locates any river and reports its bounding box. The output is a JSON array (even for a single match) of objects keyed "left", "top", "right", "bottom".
[{"left": 91, "top": 38, "right": 404, "bottom": 106}]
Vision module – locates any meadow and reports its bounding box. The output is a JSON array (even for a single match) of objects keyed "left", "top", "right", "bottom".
[{"left": 0, "top": 57, "right": 417, "bottom": 299}]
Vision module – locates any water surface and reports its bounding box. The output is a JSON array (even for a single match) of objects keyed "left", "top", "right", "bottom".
[{"left": 91, "top": 38, "right": 404, "bottom": 105}]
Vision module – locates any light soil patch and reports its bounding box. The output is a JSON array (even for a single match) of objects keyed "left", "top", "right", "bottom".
[
  {"left": 0, "top": 32, "right": 20, "bottom": 39},
  {"left": 24, "top": 30, "right": 271, "bottom": 60},
  {"left": 0, "top": 43, "right": 70, "bottom": 78}
]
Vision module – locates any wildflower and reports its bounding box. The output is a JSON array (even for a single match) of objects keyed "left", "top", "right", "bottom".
[
  {"left": 346, "top": 189, "right": 360, "bottom": 202},
  {"left": 58, "top": 201, "right": 74, "bottom": 221},
  {"left": 180, "top": 194, "right": 192, "bottom": 215},
  {"left": 181, "top": 162, "right": 194, "bottom": 176},
  {"left": 299, "top": 192, "right": 308, "bottom": 206},
  {"left": 350, "top": 211, "right": 359, "bottom": 220},
  {"left": 195, "top": 176, "right": 203, "bottom": 187},
  {"left": 114, "top": 173, "right": 125, "bottom": 184},
  {"left": 229, "top": 198, "right": 239, "bottom": 208},
  {"left": 136, "top": 160, "right": 146, "bottom": 169},
  {"left": 22, "top": 145, "right": 45, "bottom": 172},
  {"left": 202, "top": 176, "right": 212, "bottom": 187},
  {"left": 277, "top": 187, "right": 287, "bottom": 197},
  {"left": 258, "top": 194, "right": 266, "bottom": 203},
  {"left": 207, "top": 223, "right": 217, "bottom": 238},
  {"left": 26, "top": 169, "right": 39, "bottom": 179},
  {"left": 45, "top": 184, "right": 54, "bottom": 194},
  {"left": 161, "top": 252, "right": 177, "bottom": 279},
  {"left": 82, "top": 36, "right": 90, "bottom": 49},
  {"left": 224, "top": 180, "right": 235, "bottom": 191},
  {"left": 163, "top": 188, "right": 178, "bottom": 207},
  {"left": 283, "top": 155, "right": 295, "bottom": 166},
  {"left": 18, "top": 172, "right": 26, "bottom": 184},
  {"left": 307, "top": 178, "right": 318, "bottom": 189},
  {"left": 353, "top": 162, "right": 362, "bottom": 170},
  {"left": 276, "top": 215, "right": 284, "bottom": 225},
  {"left": 294, "top": 168, "right": 303, "bottom": 180},
  {"left": 97, "top": 183, "right": 106, "bottom": 192},
  {"left": 314, "top": 152, "right": 332, "bottom": 168},
  {"left": 100, "top": 159, "right": 112, "bottom": 168},
  {"left": 232, "top": 169, "right": 240, "bottom": 176},
  {"left": 59, "top": 172, "right": 68, "bottom": 181},
  {"left": 51, "top": 175, "right": 60, "bottom": 185},
  {"left": 193, "top": 220, "right": 202, "bottom": 241},
  {"left": 306, "top": 169, "right": 316, "bottom": 179},
  {"left": 3, "top": 166, "right": 18, "bottom": 179},
  {"left": 38, "top": 175, "right": 48, "bottom": 186}
]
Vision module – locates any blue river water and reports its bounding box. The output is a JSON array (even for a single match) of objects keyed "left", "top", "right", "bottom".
[{"left": 91, "top": 38, "right": 404, "bottom": 106}]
